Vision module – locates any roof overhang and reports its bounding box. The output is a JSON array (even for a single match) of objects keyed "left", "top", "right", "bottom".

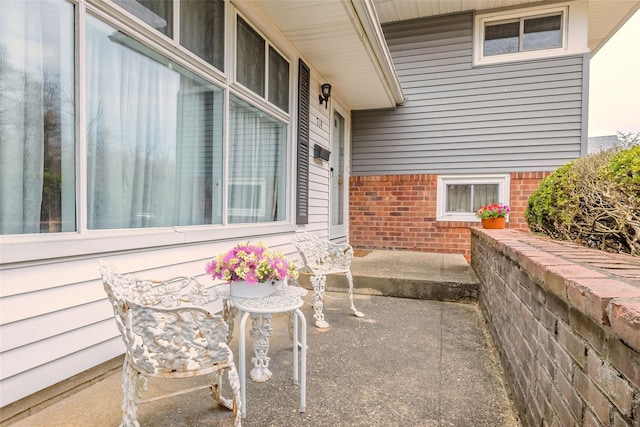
[
  {"left": 247, "top": 0, "right": 406, "bottom": 111},
  {"left": 246, "top": 0, "right": 639, "bottom": 111}
]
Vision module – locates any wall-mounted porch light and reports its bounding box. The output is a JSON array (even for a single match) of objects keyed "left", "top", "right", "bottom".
[{"left": 319, "top": 83, "right": 332, "bottom": 108}]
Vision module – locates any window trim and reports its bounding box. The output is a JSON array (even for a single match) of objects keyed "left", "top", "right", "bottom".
[
  {"left": 436, "top": 175, "right": 510, "bottom": 222},
  {"left": 474, "top": 4, "right": 574, "bottom": 66}
]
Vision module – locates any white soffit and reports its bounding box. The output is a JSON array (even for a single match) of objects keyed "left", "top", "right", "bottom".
[
  {"left": 250, "top": 0, "right": 639, "bottom": 110},
  {"left": 588, "top": 1, "right": 640, "bottom": 56},
  {"left": 373, "top": 0, "right": 543, "bottom": 23},
  {"left": 251, "top": 0, "right": 405, "bottom": 111}
]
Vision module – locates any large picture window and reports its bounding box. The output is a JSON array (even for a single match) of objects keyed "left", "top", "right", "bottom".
[
  {"left": 2, "top": 1, "right": 292, "bottom": 237},
  {"left": 0, "top": 0, "right": 76, "bottom": 235},
  {"left": 85, "top": 15, "right": 224, "bottom": 229}
]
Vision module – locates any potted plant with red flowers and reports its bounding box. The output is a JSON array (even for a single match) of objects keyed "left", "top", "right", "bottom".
[{"left": 476, "top": 203, "right": 510, "bottom": 229}]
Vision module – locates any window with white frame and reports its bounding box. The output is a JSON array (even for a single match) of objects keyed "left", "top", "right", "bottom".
[
  {"left": 436, "top": 175, "right": 510, "bottom": 222},
  {"left": 236, "top": 16, "right": 290, "bottom": 113},
  {"left": 85, "top": 15, "right": 225, "bottom": 229},
  {"left": 0, "top": 0, "right": 293, "bottom": 236},
  {"left": 0, "top": 0, "right": 76, "bottom": 234},
  {"left": 114, "top": 0, "right": 225, "bottom": 71},
  {"left": 474, "top": 5, "right": 572, "bottom": 66}
]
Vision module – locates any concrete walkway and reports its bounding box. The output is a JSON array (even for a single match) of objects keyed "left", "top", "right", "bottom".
[{"left": 8, "top": 251, "right": 519, "bottom": 426}]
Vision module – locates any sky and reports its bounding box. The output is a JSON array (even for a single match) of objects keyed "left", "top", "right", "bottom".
[{"left": 588, "top": 9, "right": 640, "bottom": 137}]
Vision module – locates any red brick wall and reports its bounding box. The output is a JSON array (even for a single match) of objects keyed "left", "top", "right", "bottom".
[{"left": 349, "top": 172, "right": 550, "bottom": 261}]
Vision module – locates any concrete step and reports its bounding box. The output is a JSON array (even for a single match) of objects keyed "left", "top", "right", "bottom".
[{"left": 297, "top": 249, "right": 479, "bottom": 303}]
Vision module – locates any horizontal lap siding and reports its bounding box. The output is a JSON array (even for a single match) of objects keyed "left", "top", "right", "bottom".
[
  {"left": 352, "top": 12, "right": 585, "bottom": 175},
  {"left": 0, "top": 235, "right": 303, "bottom": 408}
]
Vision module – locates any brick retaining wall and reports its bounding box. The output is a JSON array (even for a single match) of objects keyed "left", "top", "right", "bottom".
[{"left": 471, "top": 229, "right": 640, "bottom": 427}]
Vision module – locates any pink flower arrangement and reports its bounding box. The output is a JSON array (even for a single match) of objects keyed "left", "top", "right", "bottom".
[
  {"left": 476, "top": 203, "right": 510, "bottom": 219},
  {"left": 205, "top": 242, "right": 298, "bottom": 285}
]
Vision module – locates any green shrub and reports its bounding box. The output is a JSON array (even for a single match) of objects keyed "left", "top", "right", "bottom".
[
  {"left": 526, "top": 146, "right": 639, "bottom": 256},
  {"left": 604, "top": 145, "right": 640, "bottom": 195}
]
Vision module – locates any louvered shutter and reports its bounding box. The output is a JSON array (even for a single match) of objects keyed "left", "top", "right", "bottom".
[{"left": 296, "top": 60, "right": 310, "bottom": 224}]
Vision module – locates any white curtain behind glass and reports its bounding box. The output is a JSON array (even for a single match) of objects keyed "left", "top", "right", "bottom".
[
  {"left": 86, "top": 16, "right": 217, "bottom": 229},
  {"left": 0, "top": 3, "right": 44, "bottom": 233},
  {"left": 446, "top": 184, "right": 499, "bottom": 213},
  {"left": 0, "top": 0, "right": 74, "bottom": 234},
  {"left": 228, "top": 97, "right": 285, "bottom": 223}
]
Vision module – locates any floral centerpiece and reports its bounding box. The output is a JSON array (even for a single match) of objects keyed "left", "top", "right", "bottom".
[
  {"left": 206, "top": 241, "right": 298, "bottom": 297},
  {"left": 476, "top": 203, "right": 510, "bottom": 229}
]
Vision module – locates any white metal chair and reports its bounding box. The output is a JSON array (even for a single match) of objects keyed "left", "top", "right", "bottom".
[
  {"left": 293, "top": 233, "right": 365, "bottom": 328},
  {"left": 99, "top": 262, "right": 241, "bottom": 427}
]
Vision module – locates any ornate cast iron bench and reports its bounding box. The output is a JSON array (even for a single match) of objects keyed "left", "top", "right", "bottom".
[
  {"left": 99, "top": 262, "right": 241, "bottom": 427},
  {"left": 293, "top": 233, "right": 365, "bottom": 328}
]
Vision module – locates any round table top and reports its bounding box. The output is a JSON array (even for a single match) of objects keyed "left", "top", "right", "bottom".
[{"left": 218, "top": 285, "right": 307, "bottom": 314}]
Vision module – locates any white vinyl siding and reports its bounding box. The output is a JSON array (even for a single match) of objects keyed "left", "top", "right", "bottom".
[{"left": 0, "top": 0, "right": 334, "bottom": 410}]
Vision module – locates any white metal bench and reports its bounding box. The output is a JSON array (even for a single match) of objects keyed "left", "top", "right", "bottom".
[
  {"left": 99, "top": 262, "right": 241, "bottom": 426},
  {"left": 293, "top": 233, "right": 365, "bottom": 328}
]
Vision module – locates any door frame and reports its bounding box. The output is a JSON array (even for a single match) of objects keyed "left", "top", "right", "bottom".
[{"left": 329, "top": 103, "right": 350, "bottom": 240}]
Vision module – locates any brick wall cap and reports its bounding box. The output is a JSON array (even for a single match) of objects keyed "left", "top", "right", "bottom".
[
  {"left": 607, "top": 298, "right": 640, "bottom": 353},
  {"left": 567, "top": 278, "right": 640, "bottom": 326}
]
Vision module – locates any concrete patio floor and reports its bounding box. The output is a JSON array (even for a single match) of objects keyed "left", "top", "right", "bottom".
[
  {"left": 10, "top": 294, "right": 519, "bottom": 426},
  {"left": 7, "top": 251, "right": 520, "bottom": 426}
]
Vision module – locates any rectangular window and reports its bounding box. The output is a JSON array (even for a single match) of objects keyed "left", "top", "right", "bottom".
[
  {"left": 180, "top": 0, "right": 224, "bottom": 71},
  {"left": 446, "top": 184, "right": 499, "bottom": 213},
  {"left": 474, "top": 5, "right": 573, "bottom": 66},
  {"left": 228, "top": 96, "right": 286, "bottom": 224},
  {"left": 484, "top": 20, "right": 520, "bottom": 56},
  {"left": 85, "top": 15, "right": 224, "bottom": 229},
  {"left": 484, "top": 13, "right": 562, "bottom": 57},
  {"left": 523, "top": 15, "right": 562, "bottom": 51},
  {"left": 437, "top": 175, "right": 510, "bottom": 222},
  {"left": 268, "top": 47, "right": 290, "bottom": 112},
  {"left": 236, "top": 16, "right": 290, "bottom": 112},
  {"left": 236, "top": 17, "right": 265, "bottom": 97},
  {"left": 0, "top": 0, "right": 76, "bottom": 235},
  {"left": 113, "top": 0, "right": 173, "bottom": 37}
]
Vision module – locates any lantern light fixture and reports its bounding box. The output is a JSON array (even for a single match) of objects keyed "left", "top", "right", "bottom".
[{"left": 319, "top": 83, "right": 332, "bottom": 108}]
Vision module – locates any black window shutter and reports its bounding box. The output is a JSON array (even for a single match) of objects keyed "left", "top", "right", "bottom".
[{"left": 296, "top": 59, "right": 310, "bottom": 224}]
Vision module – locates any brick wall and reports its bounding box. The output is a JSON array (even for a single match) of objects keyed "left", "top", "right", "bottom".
[
  {"left": 349, "top": 172, "right": 549, "bottom": 260},
  {"left": 472, "top": 228, "right": 640, "bottom": 427}
]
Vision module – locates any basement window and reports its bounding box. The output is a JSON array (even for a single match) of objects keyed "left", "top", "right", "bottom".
[{"left": 436, "top": 175, "right": 510, "bottom": 222}]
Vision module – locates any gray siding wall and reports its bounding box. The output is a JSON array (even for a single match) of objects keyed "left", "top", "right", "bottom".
[{"left": 352, "top": 12, "right": 586, "bottom": 175}]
